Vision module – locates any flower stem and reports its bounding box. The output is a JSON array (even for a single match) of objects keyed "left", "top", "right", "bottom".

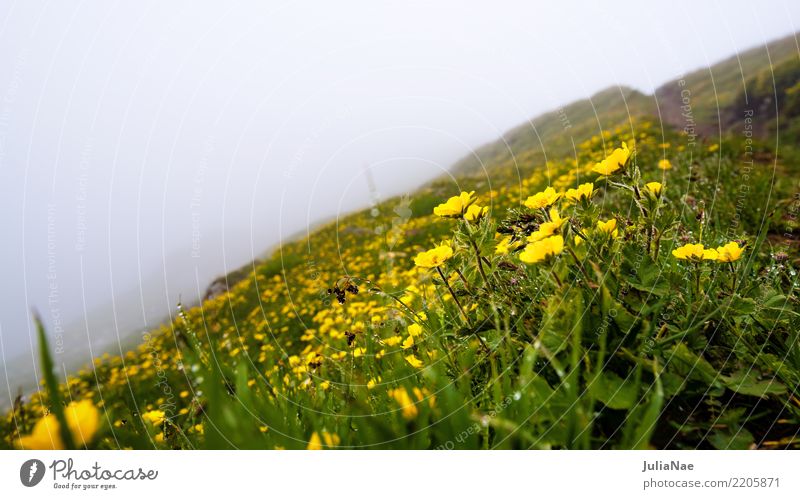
[
  {"left": 694, "top": 263, "right": 701, "bottom": 297},
  {"left": 470, "top": 237, "right": 491, "bottom": 287},
  {"left": 455, "top": 268, "right": 474, "bottom": 294},
  {"left": 550, "top": 268, "right": 563, "bottom": 288},
  {"left": 437, "top": 266, "right": 470, "bottom": 325},
  {"left": 566, "top": 245, "right": 593, "bottom": 284}
]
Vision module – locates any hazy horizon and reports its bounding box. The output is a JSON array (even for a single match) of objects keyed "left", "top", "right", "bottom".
[{"left": 1, "top": 0, "right": 799, "bottom": 394}]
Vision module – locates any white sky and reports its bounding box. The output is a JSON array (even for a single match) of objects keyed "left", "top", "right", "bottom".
[{"left": 0, "top": 0, "right": 798, "bottom": 374}]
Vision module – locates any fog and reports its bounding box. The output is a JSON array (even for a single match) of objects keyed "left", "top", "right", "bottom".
[{"left": 1, "top": 1, "right": 798, "bottom": 390}]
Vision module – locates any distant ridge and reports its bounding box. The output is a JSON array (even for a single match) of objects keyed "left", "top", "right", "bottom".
[{"left": 452, "top": 31, "right": 799, "bottom": 176}]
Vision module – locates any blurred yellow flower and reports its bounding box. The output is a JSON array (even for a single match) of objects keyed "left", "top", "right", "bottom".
[
  {"left": 383, "top": 335, "right": 403, "bottom": 347},
  {"left": 565, "top": 182, "right": 594, "bottom": 203},
  {"left": 658, "top": 159, "right": 672, "bottom": 170},
  {"left": 388, "top": 387, "right": 419, "bottom": 419},
  {"left": 414, "top": 244, "right": 453, "bottom": 268},
  {"left": 402, "top": 336, "right": 414, "bottom": 350},
  {"left": 716, "top": 241, "right": 743, "bottom": 263},
  {"left": 307, "top": 433, "right": 322, "bottom": 450},
  {"left": 17, "top": 399, "right": 100, "bottom": 449},
  {"left": 433, "top": 191, "right": 476, "bottom": 218},
  {"left": 519, "top": 235, "right": 564, "bottom": 264},
  {"left": 524, "top": 186, "right": 561, "bottom": 210},
  {"left": 142, "top": 409, "right": 166, "bottom": 426},
  {"left": 405, "top": 354, "right": 424, "bottom": 368},
  {"left": 592, "top": 142, "right": 630, "bottom": 176},
  {"left": 407, "top": 323, "right": 422, "bottom": 337}
]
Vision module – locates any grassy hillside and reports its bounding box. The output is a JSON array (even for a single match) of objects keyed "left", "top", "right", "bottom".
[
  {"left": 4, "top": 33, "right": 800, "bottom": 450},
  {"left": 451, "top": 86, "right": 656, "bottom": 176},
  {"left": 4, "top": 115, "right": 799, "bottom": 450}
]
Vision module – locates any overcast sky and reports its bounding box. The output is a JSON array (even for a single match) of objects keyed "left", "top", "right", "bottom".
[{"left": 0, "top": 1, "right": 798, "bottom": 379}]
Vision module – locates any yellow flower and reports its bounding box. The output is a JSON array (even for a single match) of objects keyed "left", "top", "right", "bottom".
[
  {"left": 307, "top": 432, "right": 323, "bottom": 450},
  {"left": 17, "top": 399, "right": 100, "bottom": 449},
  {"left": 644, "top": 181, "right": 663, "bottom": 197},
  {"left": 402, "top": 335, "right": 414, "bottom": 350},
  {"left": 672, "top": 243, "right": 702, "bottom": 260},
  {"left": 405, "top": 354, "right": 424, "bottom": 368},
  {"left": 306, "top": 431, "right": 341, "bottom": 449},
  {"left": 592, "top": 142, "right": 631, "bottom": 176},
  {"left": 596, "top": 218, "right": 619, "bottom": 238},
  {"left": 528, "top": 207, "right": 567, "bottom": 242},
  {"left": 322, "top": 431, "right": 340, "bottom": 447},
  {"left": 672, "top": 243, "right": 717, "bottom": 261},
  {"left": 388, "top": 388, "right": 419, "bottom": 420},
  {"left": 463, "top": 204, "right": 488, "bottom": 222},
  {"left": 407, "top": 323, "right": 422, "bottom": 337},
  {"left": 383, "top": 335, "right": 403, "bottom": 347},
  {"left": 142, "top": 409, "right": 166, "bottom": 426},
  {"left": 353, "top": 347, "right": 366, "bottom": 358},
  {"left": 524, "top": 187, "right": 561, "bottom": 210},
  {"left": 716, "top": 242, "right": 743, "bottom": 263},
  {"left": 414, "top": 244, "right": 453, "bottom": 269},
  {"left": 658, "top": 159, "right": 672, "bottom": 170},
  {"left": 565, "top": 182, "right": 594, "bottom": 203},
  {"left": 495, "top": 235, "right": 522, "bottom": 255},
  {"left": 433, "top": 191, "right": 476, "bottom": 218},
  {"left": 519, "top": 235, "right": 564, "bottom": 264}
]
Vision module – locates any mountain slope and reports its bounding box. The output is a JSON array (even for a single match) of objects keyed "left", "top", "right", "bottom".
[
  {"left": 453, "top": 32, "right": 799, "bottom": 178},
  {"left": 655, "top": 31, "right": 800, "bottom": 137}
]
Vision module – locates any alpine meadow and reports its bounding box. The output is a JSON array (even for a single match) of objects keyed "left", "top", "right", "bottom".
[{"left": 5, "top": 32, "right": 800, "bottom": 452}]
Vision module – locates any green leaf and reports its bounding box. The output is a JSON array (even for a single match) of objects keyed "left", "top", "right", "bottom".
[
  {"left": 708, "top": 427, "right": 754, "bottom": 450},
  {"left": 34, "top": 313, "right": 75, "bottom": 450},
  {"left": 588, "top": 371, "right": 638, "bottom": 410},
  {"left": 722, "top": 370, "right": 787, "bottom": 398},
  {"left": 667, "top": 342, "right": 719, "bottom": 386},
  {"left": 729, "top": 296, "right": 757, "bottom": 316},
  {"left": 601, "top": 286, "right": 637, "bottom": 333},
  {"left": 622, "top": 366, "right": 664, "bottom": 449},
  {"left": 539, "top": 289, "right": 582, "bottom": 354},
  {"left": 621, "top": 246, "right": 669, "bottom": 296}
]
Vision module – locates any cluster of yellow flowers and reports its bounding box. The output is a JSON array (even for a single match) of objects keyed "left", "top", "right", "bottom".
[{"left": 672, "top": 241, "right": 744, "bottom": 263}]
